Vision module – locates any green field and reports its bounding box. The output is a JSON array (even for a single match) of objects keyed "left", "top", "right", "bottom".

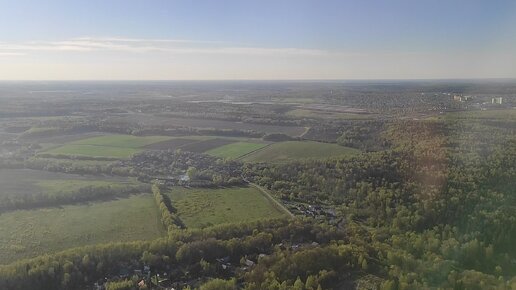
[
  {"left": 0, "top": 169, "right": 139, "bottom": 203},
  {"left": 287, "top": 108, "right": 373, "bottom": 120},
  {"left": 44, "top": 135, "right": 172, "bottom": 158},
  {"left": 206, "top": 142, "right": 268, "bottom": 159},
  {"left": 0, "top": 194, "right": 163, "bottom": 264},
  {"left": 242, "top": 141, "right": 360, "bottom": 162},
  {"left": 166, "top": 186, "right": 286, "bottom": 228}
]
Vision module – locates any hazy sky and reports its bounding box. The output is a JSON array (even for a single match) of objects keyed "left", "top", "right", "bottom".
[{"left": 1, "top": 0, "right": 516, "bottom": 80}]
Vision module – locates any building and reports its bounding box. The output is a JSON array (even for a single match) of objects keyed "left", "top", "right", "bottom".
[{"left": 492, "top": 97, "right": 503, "bottom": 104}]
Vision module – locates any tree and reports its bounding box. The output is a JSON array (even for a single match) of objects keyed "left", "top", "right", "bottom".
[
  {"left": 293, "top": 276, "right": 305, "bottom": 290},
  {"left": 305, "top": 275, "right": 318, "bottom": 290}
]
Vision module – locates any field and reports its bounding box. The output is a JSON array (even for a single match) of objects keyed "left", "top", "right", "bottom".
[
  {"left": 166, "top": 186, "right": 286, "bottom": 228},
  {"left": 206, "top": 142, "right": 268, "bottom": 159},
  {"left": 242, "top": 141, "right": 360, "bottom": 162},
  {"left": 182, "top": 138, "right": 237, "bottom": 153},
  {"left": 0, "top": 194, "right": 163, "bottom": 264},
  {"left": 110, "top": 114, "right": 307, "bottom": 136},
  {"left": 41, "top": 134, "right": 270, "bottom": 159},
  {"left": 144, "top": 138, "right": 198, "bottom": 150},
  {"left": 287, "top": 108, "right": 374, "bottom": 120},
  {"left": 43, "top": 135, "right": 172, "bottom": 158},
  {"left": 0, "top": 168, "right": 137, "bottom": 202}
]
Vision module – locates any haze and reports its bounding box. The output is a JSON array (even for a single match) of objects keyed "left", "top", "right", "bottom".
[{"left": 1, "top": 0, "right": 516, "bottom": 80}]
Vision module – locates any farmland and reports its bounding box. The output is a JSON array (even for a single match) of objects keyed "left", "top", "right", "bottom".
[
  {"left": 286, "top": 108, "right": 374, "bottom": 120},
  {"left": 0, "top": 168, "right": 138, "bottom": 203},
  {"left": 40, "top": 134, "right": 269, "bottom": 159},
  {"left": 0, "top": 194, "right": 163, "bottom": 264},
  {"left": 242, "top": 140, "right": 360, "bottom": 162},
  {"left": 206, "top": 142, "right": 268, "bottom": 159},
  {"left": 110, "top": 114, "right": 307, "bottom": 136},
  {"left": 43, "top": 135, "right": 172, "bottom": 158},
  {"left": 166, "top": 186, "right": 286, "bottom": 228},
  {"left": 143, "top": 138, "right": 198, "bottom": 150}
]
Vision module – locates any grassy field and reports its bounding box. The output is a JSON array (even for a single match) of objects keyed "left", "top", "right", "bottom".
[
  {"left": 111, "top": 114, "right": 307, "bottom": 136},
  {"left": 166, "top": 186, "right": 286, "bottom": 228},
  {"left": 0, "top": 168, "right": 139, "bottom": 203},
  {"left": 206, "top": 142, "right": 268, "bottom": 159},
  {"left": 44, "top": 134, "right": 172, "bottom": 158},
  {"left": 0, "top": 194, "right": 163, "bottom": 264},
  {"left": 30, "top": 157, "right": 115, "bottom": 166},
  {"left": 287, "top": 108, "right": 374, "bottom": 120},
  {"left": 242, "top": 141, "right": 360, "bottom": 162},
  {"left": 181, "top": 138, "right": 237, "bottom": 153}
]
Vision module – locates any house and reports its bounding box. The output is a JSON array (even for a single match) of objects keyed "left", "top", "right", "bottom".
[
  {"left": 244, "top": 259, "right": 255, "bottom": 267},
  {"left": 492, "top": 97, "right": 503, "bottom": 104}
]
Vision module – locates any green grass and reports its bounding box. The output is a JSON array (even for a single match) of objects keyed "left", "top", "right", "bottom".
[
  {"left": 36, "top": 178, "right": 139, "bottom": 193},
  {"left": 206, "top": 142, "right": 268, "bottom": 159},
  {"left": 0, "top": 168, "right": 139, "bottom": 202},
  {"left": 45, "top": 144, "right": 141, "bottom": 158},
  {"left": 31, "top": 157, "right": 115, "bottom": 166},
  {"left": 67, "top": 135, "right": 172, "bottom": 148},
  {"left": 287, "top": 108, "right": 373, "bottom": 120},
  {"left": 0, "top": 194, "right": 163, "bottom": 264},
  {"left": 166, "top": 186, "right": 286, "bottom": 228},
  {"left": 242, "top": 141, "right": 360, "bottom": 163},
  {"left": 43, "top": 134, "right": 172, "bottom": 158}
]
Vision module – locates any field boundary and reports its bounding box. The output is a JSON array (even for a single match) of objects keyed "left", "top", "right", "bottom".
[{"left": 235, "top": 143, "right": 273, "bottom": 160}]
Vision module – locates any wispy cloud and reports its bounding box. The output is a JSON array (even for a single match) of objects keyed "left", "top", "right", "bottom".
[
  {"left": 0, "top": 52, "right": 25, "bottom": 56},
  {"left": 0, "top": 37, "right": 327, "bottom": 56}
]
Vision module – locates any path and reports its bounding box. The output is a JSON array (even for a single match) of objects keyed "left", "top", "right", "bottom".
[{"left": 243, "top": 178, "right": 295, "bottom": 218}]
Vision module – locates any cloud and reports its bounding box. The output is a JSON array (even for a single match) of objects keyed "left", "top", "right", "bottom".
[{"left": 0, "top": 37, "right": 328, "bottom": 56}]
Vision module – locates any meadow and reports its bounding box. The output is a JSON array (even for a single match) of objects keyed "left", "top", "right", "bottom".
[
  {"left": 0, "top": 168, "right": 137, "bottom": 202},
  {"left": 0, "top": 194, "right": 163, "bottom": 264},
  {"left": 112, "top": 114, "right": 307, "bottom": 136},
  {"left": 287, "top": 108, "right": 374, "bottom": 120},
  {"left": 166, "top": 186, "right": 286, "bottom": 228},
  {"left": 242, "top": 141, "right": 360, "bottom": 162},
  {"left": 41, "top": 134, "right": 271, "bottom": 159},
  {"left": 43, "top": 135, "right": 172, "bottom": 158}
]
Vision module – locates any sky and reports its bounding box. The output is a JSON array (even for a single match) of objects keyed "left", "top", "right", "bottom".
[{"left": 0, "top": 0, "right": 516, "bottom": 80}]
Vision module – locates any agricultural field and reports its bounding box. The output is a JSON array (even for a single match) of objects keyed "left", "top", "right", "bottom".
[
  {"left": 166, "top": 186, "right": 286, "bottom": 228},
  {"left": 242, "top": 141, "right": 360, "bottom": 163},
  {"left": 0, "top": 194, "right": 163, "bottom": 264},
  {"left": 181, "top": 138, "right": 237, "bottom": 153},
  {"left": 287, "top": 108, "right": 374, "bottom": 120},
  {"left": 43, "top": 134, "right": 172, "bottom": 158},
  {"left": 0, "top": 169, "right": 139, "bottom": 204},
  {"left": 110, "top": 114, "right": 307, "bottom": 136},
  {"left": 205, "top": 142, "right": 268, "bottom": 159},
  {"left": 143, "top": 138, "right": 198, "bottom": 150}
]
